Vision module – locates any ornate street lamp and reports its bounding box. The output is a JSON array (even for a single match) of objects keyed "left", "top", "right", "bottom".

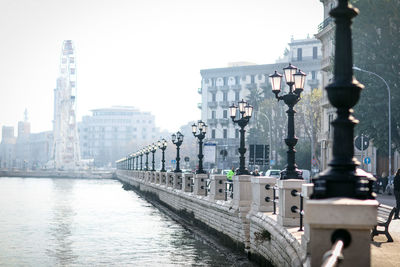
[
  {"left": 139, "top": 150, "right": 144, "bottom": 171},
  {"left": 158, "top": 138, "right": 167, "bottom": 172},
  {"left": 144, "top": 146, "right": 150, "bottom": 171},
  {"left": 269, "top": 64, "right": 306, "bottom": 179},
  {"left": 171, "top": 131, "right": 184, "bottom": 173},
  {"left": 135, "top": 153, "right": 139, "bottom": 170},
  {"left": 192, "top": 120, "right": 207, "bottom": 174},
  {"left": 312, "top": 0, "right": 374, "bottom": 199},
  {"left": 229, "top": 99, "right": 253, "bottom": 175},
  {"left": 150, "top": 143, "right": 157, "bottom": 171}
]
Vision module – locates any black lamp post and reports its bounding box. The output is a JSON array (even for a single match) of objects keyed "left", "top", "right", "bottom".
[
  {"left": 130, "top": 154, "right": 134, "bottom": 170},
  {"left": 158, "top": 139, "right": 167, "bottom": 172},
  {"left": 229, "top": 99, "right": 254, "bottom": 175},
  {"left": 171, "top": 131, "right": 184, "bottom": 173},
  {"left": 150, "top": 143, "right": 157, "bottom": 171},
  {"left": 135, "top": 153, "right": 139, "bottom": 170},
  {"left": 192, "top": 120, "right": 207, "bottom": 174},
  {"left": 269, "top": 63, "right": 306, "bottom": 179},
  {"left": 144, "top": 146, "right": 150, "bottom": 171},
  {"left": 312, "top": 0, "right": 374, "bottom": 199},
  {"left": 139, "top": 150, "right": 143, "bottom": 171}
]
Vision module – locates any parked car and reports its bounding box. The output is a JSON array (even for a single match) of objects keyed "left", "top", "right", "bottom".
[{"left": 265, "top": 169, "right": 281, "bottom": 178}]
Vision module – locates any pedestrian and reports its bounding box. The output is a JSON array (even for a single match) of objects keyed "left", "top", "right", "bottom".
[
  {"left": 252, "top": 169, "right": 260, "bottom": 176},
  {"left": 393, "top": 169, "right": 400, "bottom": 219},
  {"left": 382, "top": 172, "right": 388, "bottom": 194},
  {"left": 226, "top": 167, "right": 234, "bottom": 195}
]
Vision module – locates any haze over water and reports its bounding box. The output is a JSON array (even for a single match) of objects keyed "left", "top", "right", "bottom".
[{"left": 0, "top": 178, "right": 229, "bottom": 266}]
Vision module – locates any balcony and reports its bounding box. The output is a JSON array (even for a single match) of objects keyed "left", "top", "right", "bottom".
[
  {"left": 307, "top": 79, "right": 319, "bottom": 88},
  {"left": 207, "top": 118, "right": 218, "bottom": 125},
  {"left": 208, "top": 86, "right": 217, "bottom": 92},
  {"left": 218, "top": 118, "right": 230, "bottom": 126},
  {"left": 219, "top": 101, "right": 230, "bottom": 108},
  {"left": 219, "top": 85, "right": 230, "bottom": 92},
  {"left": 208, "top": 101, "right": 218, "bottom": 109},
  {"left": 197, "top": 103, "right": 202, "bottom": 109},
  {"left": 231, "top": 84, "right": 241, "bottom": 91},
  {"left": 245, "top": 83, "right": 257, "bottom": 90},
  {"left": 318, "top": 17, "right": 333, "bottom": 33},
  {"left": 197, "top": 88, "right": 202, "bottom": 94}
]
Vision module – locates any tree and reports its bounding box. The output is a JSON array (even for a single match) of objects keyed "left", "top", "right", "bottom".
[{"left": 351, "top": 0, "right": 400, "bottom": 153}]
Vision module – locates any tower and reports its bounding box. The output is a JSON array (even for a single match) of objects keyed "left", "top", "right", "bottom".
[{"left": 51, "top": 40, "right": 81, "bottom": 169}]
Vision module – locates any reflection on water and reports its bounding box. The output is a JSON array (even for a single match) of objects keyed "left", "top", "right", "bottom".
[{"left": 0, "top": 178, "right": 230, "bottom": 266}]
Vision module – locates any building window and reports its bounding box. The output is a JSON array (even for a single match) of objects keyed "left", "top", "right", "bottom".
[
  {"left": 235, "top": 129, "right": 239, "bottom": 138},
  {"left": 223, "top": 92, "right": 228, "bottom": 101},
  {"left": 223, "top": 110, "right": 228, "bottom": 119},
  {"left": 297, "top": 48, "right": 303, "bottom": 61},
  {"left": 212, "top": 78, "right": 216, "bottom": 86},
  {"left": 250, "top": 75, "right": 255, "bottom": 84},
  {"left": 235, "top": 91, "right": 240, "bottom": 101},
  {"left": 235, "top": 76, "right": 240, "bottom": 85},
  {"left": 312, "top": 71, "right": 316, "bottom": 80},
  {"left": 211, "top": 129, "right": 216, "bottom": 139},
  {"left": 212, "top": 92, "right": 216, "bottom": 102},
  {"left": 223, "top": 129, "right": 227, "bottom": 139},
  {"left": 313, "top": 46, "right": 318, "bottom": 59},
  {"left": 223, "top": 77, "right": 228, "bottom": 86},
  {"left": 211, "top": 111, "right": 216, "bottom": 119}
]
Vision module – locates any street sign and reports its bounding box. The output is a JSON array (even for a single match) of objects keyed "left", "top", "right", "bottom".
[
  {"left": 355, "top": 135, "right": 369, "bottom": 151},
  {"left": 364, "top": 157, "right": 371, "bottom": 165},
  {"left": 184, "top": 157, "right": 190, "bottom": 162},
  {"left": 270, "top": 159, "right": 276, "bottom": 166},
  {"left": 171, "top": 159, "right": 176, "bottom": 164}
]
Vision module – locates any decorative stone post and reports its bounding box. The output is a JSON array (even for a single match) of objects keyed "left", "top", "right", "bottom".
[
  {"left": 208, "top": 175, "right": 225, "bottom": 200},
  {"left": 160, "top": 172, "right": 167, "bottom": 185},
  {"left": 182, "top": 173, "right": 193, "bottom": 192},
  {"left": 300, "top": 183, "right": 314, "bottom": 254},
  {"left": 277, "top": 179, "right": 305, "bottom": 227},
  {"left": 193, "top": 174, "right": 208, "bottom": 196},
  {"left": 155, "top": 172, "right": 161, "bottom": 184},
  {"left": 250, "top": 176, "right": 276, "bottom": 213},
  {"left": 166, "top": 171, "right": 174, "bottom": 187},
  {"left": 173, "top": 172, "right": 182, "bottom": 190},
  {"left": 232, "top": 175, "right": 252, "bottom": 211}
]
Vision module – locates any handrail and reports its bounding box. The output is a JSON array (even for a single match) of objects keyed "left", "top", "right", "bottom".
[
  {"left": 321, "top": 240, "right": 344, "bottom": 267},
  {"left": 290, "top": 189, "right": 304, "bottom": 231},
  {"left": 265, "top": 184, "right": 279, "bottom": 214}
]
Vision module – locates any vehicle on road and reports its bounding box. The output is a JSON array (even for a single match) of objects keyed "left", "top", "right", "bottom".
[{"left": 265, "top": 169, "right": 281, "bottom": 178}]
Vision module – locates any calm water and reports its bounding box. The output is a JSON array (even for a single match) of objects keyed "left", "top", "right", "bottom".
[{"left": 0, "top": 177, "right": 230, "bottom": 266}]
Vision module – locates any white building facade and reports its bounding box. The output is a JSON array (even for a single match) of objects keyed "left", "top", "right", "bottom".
[
  {"left": 78, "top": 106, "right": 159, "bottom": 167},
  {"left": 199, "top": 37, "right": 322, "bottom": 170}
]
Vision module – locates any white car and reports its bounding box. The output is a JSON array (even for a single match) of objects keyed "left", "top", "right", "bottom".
[{"left": 265, "top": 169, "right": 281, "bottom": 178}]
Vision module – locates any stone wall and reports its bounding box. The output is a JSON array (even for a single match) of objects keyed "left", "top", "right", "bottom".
[{"left": 117, "top": 170, "right": 304, "bottom": 267}]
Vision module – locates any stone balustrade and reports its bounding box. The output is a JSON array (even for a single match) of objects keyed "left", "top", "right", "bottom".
[{"left": 115, "top": 169, "right": 376, "bottom": 267}]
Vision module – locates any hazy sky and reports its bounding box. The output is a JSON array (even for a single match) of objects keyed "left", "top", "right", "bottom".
[{"left": 0, "top": 0, "right": 323, "bottom": 135}]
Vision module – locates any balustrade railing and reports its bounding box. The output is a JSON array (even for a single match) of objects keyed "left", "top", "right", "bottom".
[
  {"left": 264, "top": 184, "right": 279, "bottom": 215},
  {"left": 290, "top": 189, "right": 304, "bottom": 231}
]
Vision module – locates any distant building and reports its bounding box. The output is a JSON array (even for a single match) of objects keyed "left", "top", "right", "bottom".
[
  {"left": 78, "top": 106, "right": 160, "bottom": 167},
  {"left": 29, "top": 131, "right": 53, "bottom": 169},
  {"left": 15, "top": 111, "right": 31, "bottom": 169},
  {"left": 0, "top": 126, "right": 16, "bottom": 168},
  {"left": 199, "top": 37, "right": 322, "bottom": 170}
]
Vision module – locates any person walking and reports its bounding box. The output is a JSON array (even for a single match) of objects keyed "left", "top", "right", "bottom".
[
  {"left": 226, "top": 167, "right": 234, "bottom": 196},
  {"left": 252, "top": 169, "right": 260, "bottom": 176},
  {"left": 394, "top": 169, "right": 400, "bottom": 219}
]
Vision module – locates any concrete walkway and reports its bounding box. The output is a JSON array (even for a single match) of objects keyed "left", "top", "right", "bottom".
[{"left": 372, "top": 194, "right": 400, "bottom": 267}]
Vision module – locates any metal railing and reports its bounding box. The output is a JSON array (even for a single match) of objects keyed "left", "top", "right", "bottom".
[
  {"left": 318, "top": 16, "right": 333, "bottom": 32},
  {"left": 224, "top": 181, "right": 233, "bottom": 201},
  {"left": 265, "top": 184, "right": 279, "bottom": 214},
  {"left": 321, "top": 229, "right": 351, "bottom": 267},
  {"left": 291, "top": 189, "right": 304, "bottom": 231}
]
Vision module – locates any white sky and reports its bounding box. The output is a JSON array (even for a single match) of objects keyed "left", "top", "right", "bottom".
[{"left": 0, "top": 0, "right": 323, "bottom": 135}]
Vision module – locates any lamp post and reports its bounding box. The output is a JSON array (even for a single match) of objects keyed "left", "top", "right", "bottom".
[
  {"left": 229, "top": 99, "right": 253, "bottom": 175},
  {"left": 136, "top": 153, "right": 139, "bottom": 170},
  {"left": 259, "top": 112, "right": 272, "bottom": 168},
  {"left": 144, "top": 147, "right": 150, "bottom": 171},
  {"left": 353, "top": 66, "right": 392, "bottom": 178},
  {"left": 139, "top": 150, "right": 143, "bottom": 171},
  {"left": 269, "top": 64, "right": 306, "bottom": 179},
  {"left": 171, "top": 131, "right": 184, "bottom": 173},
  {"left": 150, "top": 143, "right": 157, "bottom": 171},
  {"left": 312, "top": 0, "right": 374, "bottom": 199},
  {"left": 192, "top": 120, "right": 207, "bottom": 174},
  {"left": 158, "top": 139, "right": 167, "bottom": 172}
]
